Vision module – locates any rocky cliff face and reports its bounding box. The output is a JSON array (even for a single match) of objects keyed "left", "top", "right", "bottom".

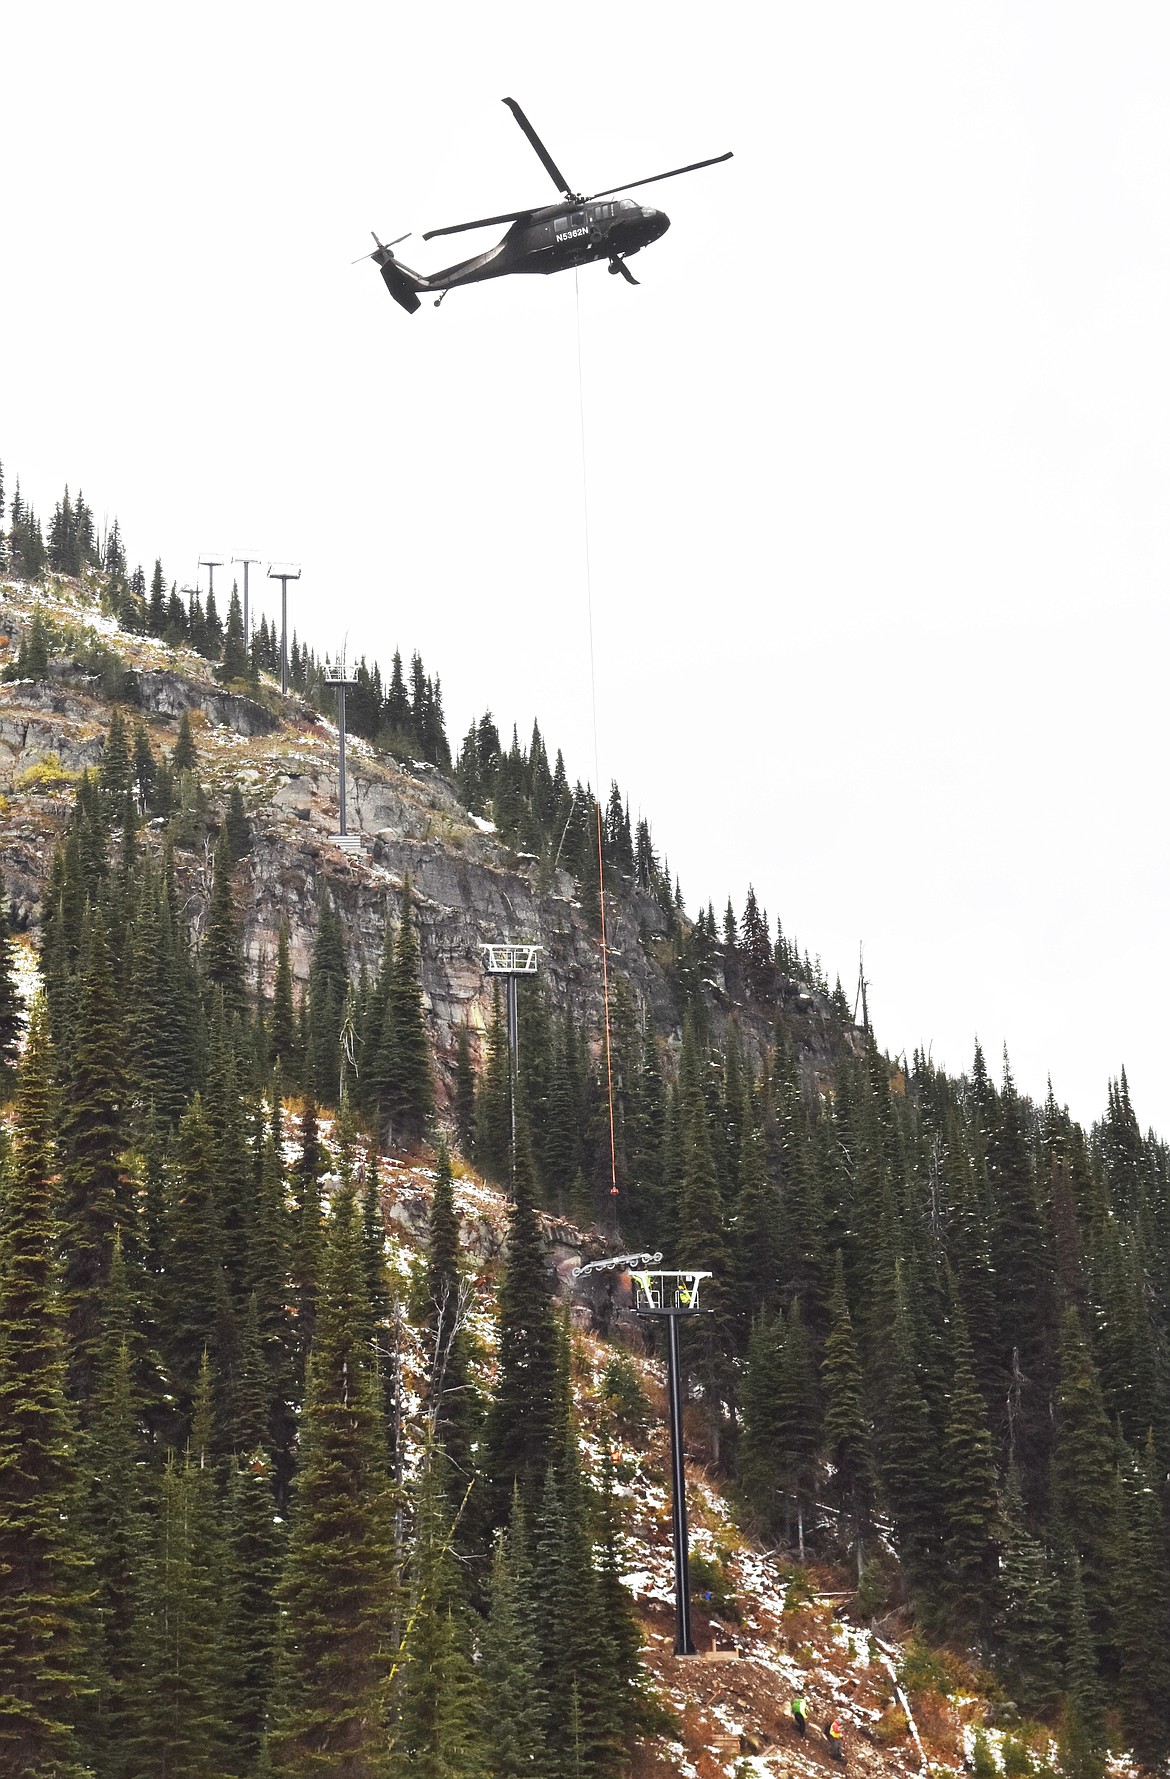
[{"left": 0, "top": 575, "right": 862, "bottom": 1102}]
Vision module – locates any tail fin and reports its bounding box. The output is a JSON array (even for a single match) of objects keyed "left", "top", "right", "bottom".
[{"left": 373, "top": 245, "right": 426, "bottom": 315}]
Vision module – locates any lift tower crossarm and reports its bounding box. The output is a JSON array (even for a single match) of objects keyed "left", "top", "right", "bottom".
[{"left": 480, "top": 944, "right": 542, "bottom": 975}]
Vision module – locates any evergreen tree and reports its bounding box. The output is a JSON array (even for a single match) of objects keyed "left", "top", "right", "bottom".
[
  {"left": 594, "top": 1427, "right": 645, "bottom": 1744},
  {"left": 773, "top": 1041, "right": 825, "bottom": 1324},
  {"left": 269, "top": 922, "right": 298, "bottom": 1077},
  {"left": 165, "top": 584, "right": 187, "bottom": 641},
  {"left": 775, "top": 1300, "right": 821, "bottom": 1547},
  {"left": 938, "top": 1281, "right": 999, "bottom": 1634},
  {"left": 474, "top": 985, "right": 512, "bottom": 1185},
  {"left": 306, "top": 890, "right": 346, "bottom": 1105},
  {"left": 1115, "top": 1433, "right": 1170, "bottom": 1763},
  {"left": 0, "top": 869, "right": 24, "bottom": 1095},
  {"left": 203, "top": 1004, "right": 252, "bottom": 1316},
  {"left": 821, "top": 1250, "right": 873, "bottom": 1571},
  {"left": 994, "top": 1467, "right": 1062, "bottom": 1715},
  {"left": 203, "top": 827, "right": 246, "bottom": 1016},
  {"left": 59, "top": 909, "right": 129, "bottom": 1417},
  {"left": 988, "top": 1058, "right": 1054, "bottom": 1490},
  {"left": 269, "top": 1175, "right": 396, "bottom": 1777},
  {"left": 0, "top": 1003, "right": 94, "bottom": 1777},
  {"left": 482, "top": 1502, "right": 547, "bottom": 1778},
  {"left": 731, "top": 1090, "right": 780, "bottom": 1328},
  {"left": 224, "top": 1450, "right": 284, "bottom": 1777},
  {"left": 124, "top": 859, "right": 191, "bottom": 1127},
  {"left": 86, "top": 1235, "right": 149, "bottom": 1779},
  {"left": 1052, "top": 1305, "right": 1120, "bottom": 1661},
  {"left": 132, "top": 1424, "right": 226, "bottom": 1779},
  {"left": 245, "top": 1097, "right": 295, "bottom": 1460},
  {"left": 425, "top": 1144, "right": 476, "bottom": 1488},
  {"left": 204, "top": 588, "right": 224, "bottom": 657},
  {"left": 390, "top": 1449, "right": 486, "bottom": 1777},
  {"left": 162, "top": 1094, "right": 234, "bottom": 1422},
  {"left": 452, "top": 1022, "right": 476, "bottom": 1158},
  {"left": 289, "top": 1100, "right": 324, "bottom": 1400},
  {"left": 483, "top": 1146, "right": 558, "bottom": 1522},
  {"left": 384, "top": 877, "right": 432, "bottom": 1148},
  {"left": 173, "top": 709, "right": 197, "bottom": 772},
  {"left": 131, "top": 721, "right": 156, "bottom": 812},
  {"left": 1059, "top": 1557, "right": 1106, "bottom": 1779},
  {"left": 530, "top": 1412, "right": 620, "bottom": 1779},
  {"left": 739, "top": 1310, "right": 785, "bottom": 1533},
  {"left": 148, "top": 561, "right": 166, "bottom": 635},
  {"left": 99, "top": 709, "right": 131, "bottom": 808},
  {"left": 226, "top": 784, "right": 253, "bottom": 860},
  {"left": 219, "top": 587, "right": 249, "bottom": 683},
  {"left": 359, "top": 913, "right": 395, "bottom": 1128},
  {"left": 876, "top": 1265, "right": 939, "bottom": 1602}
]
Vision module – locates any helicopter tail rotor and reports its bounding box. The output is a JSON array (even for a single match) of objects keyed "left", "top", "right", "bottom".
[
  {"left": 351, "top": 231, "right": 411, "bottom": 266},
  {"left": 355, "top": 232, "right": 428, "bottom": 313}
]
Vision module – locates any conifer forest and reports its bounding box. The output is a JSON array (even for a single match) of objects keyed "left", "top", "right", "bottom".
[{"left": 3, "top": 463, "right": 1170, "bottom": 1778}]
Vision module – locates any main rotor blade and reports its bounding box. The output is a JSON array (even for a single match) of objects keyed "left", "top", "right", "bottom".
[
  {"left": 423, "top": 209, "right": 534, "bottom": 241},
  {"left": 502, "top": 96, "right": 574, "bottom": 198},
  {"left": 590, "top": 151, "right": 733, "bottom": 200}
]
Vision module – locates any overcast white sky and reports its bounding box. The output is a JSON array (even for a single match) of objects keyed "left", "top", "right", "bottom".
[{"left": 4, "top": 3, "right": 1169, "bottom": 1136}]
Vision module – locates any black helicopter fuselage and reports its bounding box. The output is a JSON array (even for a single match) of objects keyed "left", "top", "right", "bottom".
[{"left": 427, "top": 197, "right": 669, "bottom": 289}]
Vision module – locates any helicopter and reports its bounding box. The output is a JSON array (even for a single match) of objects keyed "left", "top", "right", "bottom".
[{"left": 362, "top": 98, "right": 732, "bottom": 313}]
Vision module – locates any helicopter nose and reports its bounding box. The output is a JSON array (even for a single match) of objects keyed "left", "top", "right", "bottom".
[{"left": 640, "top": 205, "right": 669, "bottom": 242}]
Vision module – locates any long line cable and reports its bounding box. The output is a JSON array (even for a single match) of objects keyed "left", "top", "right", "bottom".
[{"left": 573, "top": 267, "right": 619, "bottom": 1195}]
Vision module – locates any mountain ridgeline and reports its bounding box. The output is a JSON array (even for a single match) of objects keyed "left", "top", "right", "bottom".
[{"left": 1, "top": 463, "right": 1169, "bottom": 1777}]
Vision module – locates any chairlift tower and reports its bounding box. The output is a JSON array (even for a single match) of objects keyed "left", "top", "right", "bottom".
[
  {"left": 267, "top": 562, "right": 300, "bottom": 695},
  {"left": 630, "top": 1267, "right": 713, "bottom": 1656},
  {"left": 232, "top": 555, "right": 260, "bottom": 649},
  {"left": 323, "top": 669, "right": 360, "bottom": 855},
  {"left": 198, "top": 555, "right": 225, "bottom": 605},
  {"left": 479, "top": 943, "right": 542, "bottom": 1162}
]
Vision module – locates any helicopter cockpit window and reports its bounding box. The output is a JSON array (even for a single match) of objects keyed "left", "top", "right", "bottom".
[{"left": 619, "top": 198, "right": 638, "bottom": 210}]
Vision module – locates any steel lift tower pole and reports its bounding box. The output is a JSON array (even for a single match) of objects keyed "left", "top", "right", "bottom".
[
  {"left": 324, "top": 669, "right": 360, "bottom": 852},
  {"left": 479, "top": 943, "right": 542, "bottom": 1163},
  {"left": 267, "top": 563, "right": 300, "bottom": 695},
  {"left": 628, "top": 1267, "right": 712, "bottom": 1655},
  {"left": 232, "top": 556, "right": 260, "bottom": 650},
  {"left": 199, "top": 555, "right": 225, "bottom": 606}
]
